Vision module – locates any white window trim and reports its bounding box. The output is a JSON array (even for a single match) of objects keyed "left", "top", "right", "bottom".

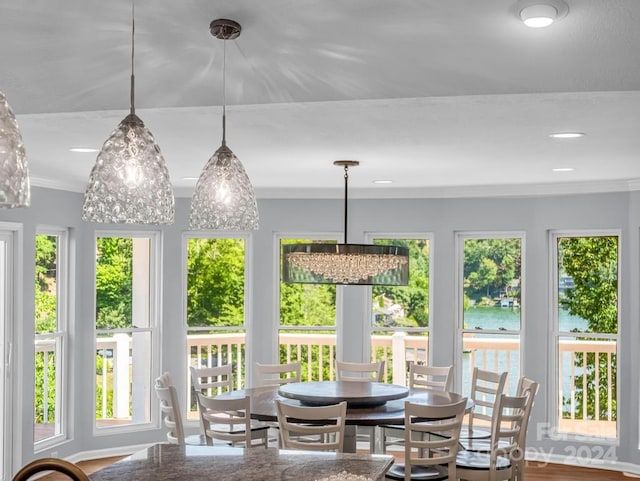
[
  {"left": 33, "top": 227, "right": 70, "bottom": 451},
  {"left": 0, "top": 222, "right": 21, "bottom": 480},
  {"left": 92, "top": 230, "right": 161, "bottom": 436},
  {"left": 364, "top": 232, "right": 434, "bottom": 364},
  {"left": 548, "top": 229, "right": 620, "bottom": 443},
  {"left": 454, "top": 231, "right": 526, "bottom": 394}
]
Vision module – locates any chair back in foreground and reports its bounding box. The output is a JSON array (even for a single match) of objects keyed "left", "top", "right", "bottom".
[
  {"left": 155, "top": 372, "right": 187, "bottom": 444},
  {"left": 409, "top": 363, "right": 454, "bottom": 392},
  {"left": 462, "top": 367, "right": 508, "bottom": 439},
  {"left": 382, "top": 364, "right": 455, "bottom": 453},
  {"left": 514, "top": 377, "right": 539, "bottom": 481},
  {"left": 197, "top": 394, "right": 269, "bottom": 447},
  {"left": 276, "top": 400, "right": 347, "bottom": 452},
  {"left": 335, "top": 360, "right": 384, "bottom": 382},
  {"left": 255, "top": 361, "right": 301, "bottom": 387},
  {"left": 12, "top": 458, "right": 89, "bottom": 481},
  {"left": 456, "top": 394, "right": 528, "bottom": 481},
  {"left": 387, "top": 397, "right": 468, "bottom": 481}
]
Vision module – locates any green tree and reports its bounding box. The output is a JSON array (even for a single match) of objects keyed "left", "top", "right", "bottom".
[
  {"left": 95, "top": 237, "right": 133, "bottom": 329},
  {"left": 373, "top": 239, "right": 430, "bottom": 327},
  {"left": 463, "top": 238, "right": 521, "bottom": 304},
  {"left": 187, "top": 238, "right": 245, "bottom": 327}
]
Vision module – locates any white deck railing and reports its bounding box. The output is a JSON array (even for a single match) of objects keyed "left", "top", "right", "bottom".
[{"left": 34, "top": 332, "right": 617, "bottom": 437}]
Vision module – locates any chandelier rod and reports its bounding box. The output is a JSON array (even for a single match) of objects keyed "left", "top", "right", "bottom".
[
  {"left": 129, "top": 0, "right": 136, "bottom": 116},
  {"left": 343, "top": 164, "right": 349, "bottom": 244},
  {"left": 222, "top": 34, "right": 227, "bottom": 146}
]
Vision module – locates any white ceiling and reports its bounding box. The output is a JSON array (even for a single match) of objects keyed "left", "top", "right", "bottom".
[{"left": 3, "top": 0, "right": 640, "bottom": 199}]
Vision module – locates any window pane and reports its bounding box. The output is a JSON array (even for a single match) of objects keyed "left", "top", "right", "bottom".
[
  {"left": 34, "top": 233, "right": 63, "bottom": 443},
  {"left": 461, "top": 237, "right": 522, "bottom": 395},
  {"left": 557, "top": 236, "right": 618, "bottom": 334},
  {"left": 555, "top": 235, "right": 618, "bottom": 438},
  {"left": 279, "top": 238, "right": 337, "bottom": 381},
  {"left": 463, "top": 238, "right": 521, "bottom": 331},
  {"left": 186, "top": 237, "right": 247, "bottom": 417},
  {"left": 187, "top": 238, "right": 245, "bottom": 328},
  {"left": 95, "top": 236, "right": 153, "bottom": 428},
  {"left": 371, "top": 238, "right": 430, "bottom": 385}
]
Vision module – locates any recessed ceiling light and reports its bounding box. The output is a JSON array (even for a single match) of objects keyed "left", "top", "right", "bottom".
[
  {"left": 70, "top": 147, "right": 99, "bottom": 153},
  {"left": 552, "top": 167, "right": 575, "bottom": 172},
  {"left": 373, "top": 180, "right": 393, "bottom": 184},
  {"left": 549, "top": 132, "right": 585, "bottom": 139},
  {"left": 182, "top": 177, "right": 199, "bottom": 181},
  {"left": 520, "top": 4, "right": 557, "bottom": 27}
]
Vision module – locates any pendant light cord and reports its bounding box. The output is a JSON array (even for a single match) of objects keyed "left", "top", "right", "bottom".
[
  {"left": 130, "top": 0, "right": 136, "bottom": 116},
  {"left": 343, "top": 165, "right": 349, "bottom": 244},
  {"left": 221, "top": 36, "right": 227, "bottom": 146}
]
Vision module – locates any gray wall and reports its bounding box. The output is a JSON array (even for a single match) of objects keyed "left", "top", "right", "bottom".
[{"left": 1, "top": 187, "right": 638, "bottom": 473}]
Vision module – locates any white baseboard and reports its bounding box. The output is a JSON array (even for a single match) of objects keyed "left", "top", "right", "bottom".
[{"left": 64, "top": 443, "right": 154, "bottom": 464}]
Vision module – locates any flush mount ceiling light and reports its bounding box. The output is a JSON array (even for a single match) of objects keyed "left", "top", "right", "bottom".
[
  {"left": 0, "top": 89, "right": 30, "bottom": 208},
  {"left": 516, "top": 0, "right": 568, "bottom": 28},
  {"left": 82, "top": 0, "right": 175, "bottom": 225},
  {"left": 282, "top": 161, "right": 409, "bottom": 286},
  {"left": 189, "top": 19, "right": 259, "bottom": 231}
]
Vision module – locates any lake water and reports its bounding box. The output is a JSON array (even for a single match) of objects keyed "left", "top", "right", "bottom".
[
  {"left": 463, "top": 306, "right": 588, "bottom": 332},
  {"left": 461, "top": 306, "right": 589, "bottom": 397}
]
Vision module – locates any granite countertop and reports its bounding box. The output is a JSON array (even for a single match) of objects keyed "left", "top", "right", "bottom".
[{"left": 89, "top": 444, "right": 394, "bottom": 481}]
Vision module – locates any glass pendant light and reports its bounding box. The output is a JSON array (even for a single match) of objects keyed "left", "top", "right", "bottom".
[
  {"left": 282, "top": 161, "right": 409, "bottom": 286},
  {"left": 82, "top": 0, "right": 174, "bottom": 224},
  {"left": 0, "top": 89, "right": 30, "bottom": 208},
  {"left": 189, "top": 19, "right": 259, "bottom": 231}
]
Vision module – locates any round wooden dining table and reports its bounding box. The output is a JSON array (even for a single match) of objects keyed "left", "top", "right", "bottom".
[{"left": 217, "top": 381, "right": 469, "bottom": 453}]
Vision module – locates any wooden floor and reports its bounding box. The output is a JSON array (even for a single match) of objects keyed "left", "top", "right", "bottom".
[{"left": 35, "top": 452, "right": 634, "bottom": 480}]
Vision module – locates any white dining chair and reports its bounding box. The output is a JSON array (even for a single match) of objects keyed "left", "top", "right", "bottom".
[
  {"left": 382, "top": 363, "right": 454, "bottom": 453},
  {"left": 459, "top": 367, "right": 508, "bottom": 440},
  {"left": 455, "top": 393, "right": 528, "bottom": 481},
  {"left": 276, "top": 400, "right": 347, "bottom": 452},
  {"left": 386, "top": 397, "right": 468, "bottom": 481},
  {"left": 197, "top": 393, "right": 269, "bottom": 448},
  {"left": 460, "top": 377, "right": 539, "bottom": 481},
  {"left": 189, "top": 364, "right": 234, "bottom": 433},
  {"left": 335, "top": 360, "right": 385, "bottom": 451},
  {"left": 154, "top": 372, "right": 206, "bottom": 445}
]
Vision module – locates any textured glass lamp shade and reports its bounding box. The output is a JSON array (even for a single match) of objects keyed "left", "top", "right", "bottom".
[
  {"left": 189, "top": 143, "right": 259, "bottom": 230},
  {"left": 282, "top": 243, "right": 409, "bottom": 285},
  {"left": 0, "top": 90, "right": 30, "bottom": 208},
  {"left": 82, "top": 113, "right": 175, "bottom": 224}
]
